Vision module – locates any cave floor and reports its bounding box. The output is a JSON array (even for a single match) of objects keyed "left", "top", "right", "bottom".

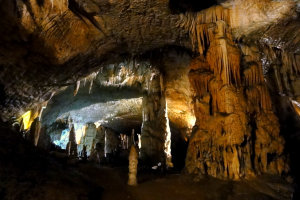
[
  {"left": 0, "top": 123, "right": 294, "bottom": 200},
  {"left": 75, "top": 163, "right": 293, "bottom": 200}
]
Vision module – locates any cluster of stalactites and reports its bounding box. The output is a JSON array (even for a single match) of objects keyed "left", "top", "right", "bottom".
[
  {"left": 282, "top": 52, "right": 300, "bottom": 75},
  {"left": 246, "top": 85, "right": 272, "bottom": 111},
  {"left": 179, "top": 6, "right": 241, "bottom": 86},
  {"left": 18, "top": 101, "right": 48, "bottom": 130},
  {"left": 178, "top": 5, "right": 230, "bottom": 53},
  {"left": 241, "top": 45, "right": 274, "bottom": 111},
  {"left": 243, "top": 64, "right": 264, "bottom": 87},
  {"left": 206, "top": 39, "right": 241, "bottom": 86},
  {"left": 73, "top": 71, "right": 99, "bottom": 96}
]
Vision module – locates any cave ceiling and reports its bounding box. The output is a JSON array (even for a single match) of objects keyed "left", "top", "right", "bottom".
[{"left": 0, "top": 0, "right": 299, "bottom": 123}]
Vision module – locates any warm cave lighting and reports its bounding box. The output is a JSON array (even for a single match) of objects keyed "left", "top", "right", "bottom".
[
  {"left": 19, "top": 110, "right": 32, "bottom": 130},
  {"left": 188, "top": 115, "right": 196, "bottom": 128},
  {"left": 1, "top": 0, "right": 299, "bottom": 199},
  {"left": 74, "top": 124, "right": 86, "bottom": 144},
  {"left": 291, "top": 99, "right": 300, "bottom": 116}
]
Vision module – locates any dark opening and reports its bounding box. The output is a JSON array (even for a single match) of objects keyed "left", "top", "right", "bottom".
[
  {"left": 169, "top": 0, "right": 219, "bottom": 14},
  {"left": 170, "top": 123, "right": 188, "bottom": 171}
]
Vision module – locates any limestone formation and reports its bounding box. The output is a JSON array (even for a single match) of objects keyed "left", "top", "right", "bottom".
[
  {"left": 105, "top": 128, "right": 120, "bottom": 157},
  {"left": 66, "top": 125, "right": 78, "bottom": 157},
  {"left": 0, "top": 0, "right": 299, "bottom": 191},
  {"left": 185, "top": 19, "right": 288, "bottom": 179},
  {"left": 80, "top": 123, "right": 97, "bottom": 156},
  {"left": 128, "top": 145, "right": 138, "bottom": 186},
  {"left": 140, "top": 68, "right": 173, "bottom": 167},
  {"left": 28, "top": 117, "right": 41, "bottom": 146}
]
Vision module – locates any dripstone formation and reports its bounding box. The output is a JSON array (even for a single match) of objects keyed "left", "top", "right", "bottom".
[{"left": 184, "top": 7, "right": 289, "bottom": 179}]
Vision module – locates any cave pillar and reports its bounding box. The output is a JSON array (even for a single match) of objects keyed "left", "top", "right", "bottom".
[
  {"left": 67, "top": 125, "right": 78, "bottom": 157},
  {"left": 140, "top": 71, "right": 173, "bottom": 168},
  {"left": 81, "top": 123, "right": 97, "bottom": 156}
]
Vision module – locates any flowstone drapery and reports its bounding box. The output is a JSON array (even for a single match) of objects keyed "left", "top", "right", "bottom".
[{"left": 184, "top": 11, "right": 288, "bottom": 179}]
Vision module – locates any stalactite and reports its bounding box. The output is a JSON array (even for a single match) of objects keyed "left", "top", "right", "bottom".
[
  {"left": 73, "top": 80, "right": 80, "bottom": 96},
  {"left": 207, "top": 40, "right": 241, "bottom": 86},
  {"left": 209, "top": 79, "right": 222, "bottom": 113},
  {"left": 190, "top": 73, "right": 213, "bottom": 98},
  {"left": 282, "top": 52, "right": 300, "bottom": 75},
  {"left": 243, "top": 64, "right": 264, "bottom": 86},
  {"left": 258, "top": 85, "right": 272, "bottom": 111},
  {"left": 246, "top": 85, "right": 272, "bottom": 111},
  {"left": 89, "top": 79, "right": 93, "bottom": 94},
  {"left": 84, "top": 71, "right": 98, "bottom": 94},
  {"left": 178, "top": 6, "right": 230, "bottom": 55}
]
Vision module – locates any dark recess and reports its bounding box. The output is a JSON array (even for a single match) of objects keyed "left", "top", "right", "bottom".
[{"left": 169, "top": 0, "right": 218, "bottom": 13}]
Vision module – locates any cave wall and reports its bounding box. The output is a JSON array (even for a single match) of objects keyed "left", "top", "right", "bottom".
[
  {"left": 0, "top": 0, "right": 299, "bottom": 183},
  {"left": 184, "top": 14, "right": 289, "bottom": 179}
]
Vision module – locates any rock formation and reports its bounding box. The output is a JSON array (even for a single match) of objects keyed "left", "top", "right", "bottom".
[
  {"left": 66, "top": 125, "right": 78, "bottom": 157},
  {"left": 128, "top": 145, "right": 138, "bottom": 186},
  {"left": 0, "top": 0, "right": 299, "bottom": 191},
  {"left": 80, "top": 123, "right": 97, "bottom": 156},
  {"left": 140, "top": 67, "right": 173, "bottom": 167},
  {"left": 184, "top": 12, "right": 288, "bottom": 179},
  {"left": 28, "top": 117, "right": 41, "bottom": 146}
]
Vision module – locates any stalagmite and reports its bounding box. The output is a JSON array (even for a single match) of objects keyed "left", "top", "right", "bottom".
[
  {"left": 66, "top": 125, "right": 78, "bottom": 157},
  {"left": 128, "top": 145, "right": 138, "bottom": 186},
  {"left": 28, "top": 117, "right": 41, "bottom": 146}
]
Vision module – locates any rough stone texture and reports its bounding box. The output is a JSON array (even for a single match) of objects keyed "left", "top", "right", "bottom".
[
  {"left": 0, "top": 0, "right": 299, "bottom": 186},
  {"left": 140, "top": 67, "right": 171, "bottom": 166},
  {"left": 80, "top": 123, "right": 97, "bottom": 156},
  {"left": 128, "top": 145, "right": 138, "bottom": 186},
  {"left": 0, "top": 0, "right": 189, "bottom": 120},
  {"left": 185, "top": 20, "right": 288, "bottom": 179},
  {"left": 66, "top": 125, "right": 78, "bottom": 157}
]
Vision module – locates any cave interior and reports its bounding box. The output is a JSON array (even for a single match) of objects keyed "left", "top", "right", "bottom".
[{"left": 1, "top": 0, "right": 300, "bottom": 199}]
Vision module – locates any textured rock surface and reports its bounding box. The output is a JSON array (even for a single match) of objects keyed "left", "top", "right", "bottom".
[
  {"left": 185, "top": 19, "right": 288, "bottom": 179},
  {"left": 0, "top": 0, "right": 300, "bottom": 188}
]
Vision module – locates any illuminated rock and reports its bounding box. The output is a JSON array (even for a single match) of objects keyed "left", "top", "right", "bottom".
[
  {"left": 128, "top": 145, "right": 138, "bottom": 186},
  {"left": 185, "top": 22, "right": 288, "bottom": 179}
]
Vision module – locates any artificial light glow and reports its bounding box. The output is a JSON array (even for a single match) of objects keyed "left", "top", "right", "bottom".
[
  {"left": 53, "top": 129, "right": 70, "bottom": 149},
  {"left": 164, "top": 100, "right": 173, "bottom": 168},
  {"left": 20, "top": 110, "right": 32, "bottom": 130},
  {"left": 74, "top": 124, "right": 86, "bottom": 144},
  {"left": 188, "top": 115, "right": 196, "bottom": 128},
  {"left": 291, "top": 99, "right": 300, "bottom": 116}
]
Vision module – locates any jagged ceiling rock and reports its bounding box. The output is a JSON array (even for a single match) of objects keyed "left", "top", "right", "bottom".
[
  {"left": 42, "top": 56, "right": 195, "bottom": 134},
  {"left": 0, "top": 0, "right": 299, "bottom": 121},
  {"left": 42, "top": 84, "right": 143, "bottom": 133}
]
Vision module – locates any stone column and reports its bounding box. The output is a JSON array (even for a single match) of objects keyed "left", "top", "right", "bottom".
[
  {"left": 140, "top": 69, "right": 173, "bottom": 168},
  {"left": 67, "top": 125, "right": 78, "bottom": 157},
  {"left": 81, "top": 123, "right": 97, "bottom": 156},
  {"left": 128, "top": 145, "right": 138, "bottom": 186}
]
